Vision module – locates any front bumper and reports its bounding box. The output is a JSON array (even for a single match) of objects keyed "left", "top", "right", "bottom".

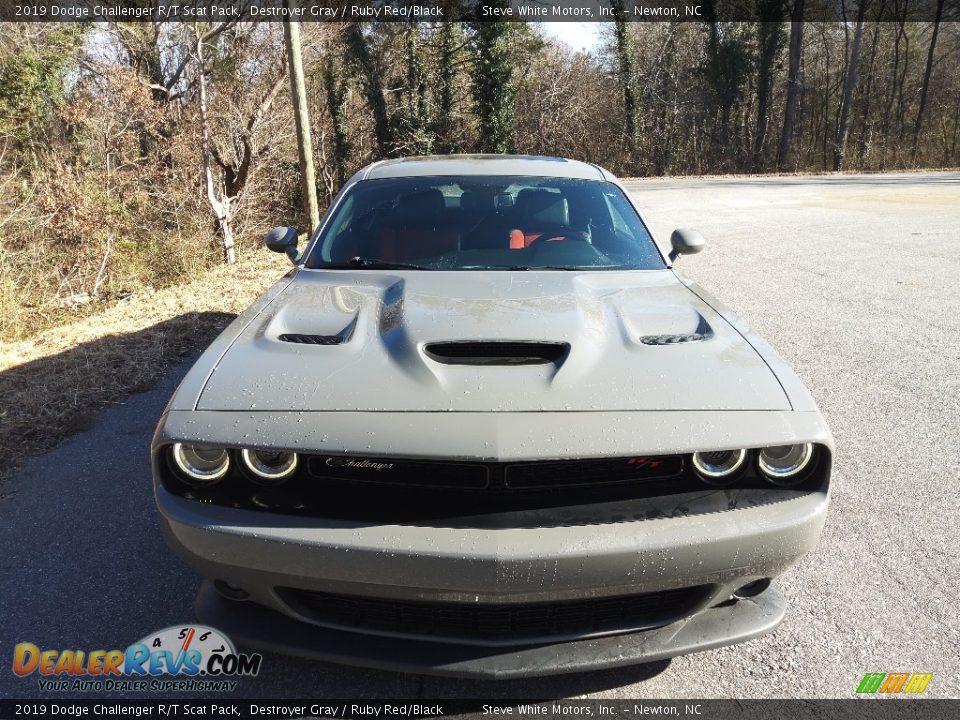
[{"left": 157, "top": 481, "right": 828, "bottom": 677}]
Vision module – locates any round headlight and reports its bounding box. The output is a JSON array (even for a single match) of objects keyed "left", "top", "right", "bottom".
[
  {"left": 758, "top": 444, "right": 814, "bottom": 484},
  {"left": 240, "top": 448, "right": 298, "bottom": 483},
  {"left": 691, "top": 449, "right": 747, "bottom": 484},
  {"left": 171, "top": 443, "right": 229, "bottom": 484}
]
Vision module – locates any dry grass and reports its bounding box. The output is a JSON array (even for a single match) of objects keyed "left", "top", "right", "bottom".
[{"left": 0, "top": 249, "right": 290, "bottom": 480}]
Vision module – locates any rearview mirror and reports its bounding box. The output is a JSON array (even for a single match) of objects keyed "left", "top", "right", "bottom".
[
  {"left": 669, "top": 228, "right": 706, "bottom": 262},
  {"left": 264, "top": 226, "right": 300, "bottom": 264}
]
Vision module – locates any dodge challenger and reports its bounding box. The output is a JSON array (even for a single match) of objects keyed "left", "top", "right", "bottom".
[{"left": 152, "top": 155, "right": 832, "bottom": 678}]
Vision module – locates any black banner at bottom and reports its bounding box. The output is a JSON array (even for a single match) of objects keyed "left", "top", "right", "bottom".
[{"left": 0, "top": 700, "right": 957, "bottom": 720}]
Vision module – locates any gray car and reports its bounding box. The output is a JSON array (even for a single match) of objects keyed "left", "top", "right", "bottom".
[{"left": 152, "top": 155, "right": 832, "bottom": 679}]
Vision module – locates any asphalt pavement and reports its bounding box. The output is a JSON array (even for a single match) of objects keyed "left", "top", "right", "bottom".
[{"left": 1, "top": 172, "right": 957, "bottom": 699}]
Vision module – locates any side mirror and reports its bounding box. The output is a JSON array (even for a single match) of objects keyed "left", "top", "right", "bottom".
[
  {"left": 669, "top": 228, "right": 706, "bottom": 262},
  {"left": 264, "top": 226, "right": 300, "bottom": 264}
]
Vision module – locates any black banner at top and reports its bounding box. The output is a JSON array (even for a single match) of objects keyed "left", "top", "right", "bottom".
[
  {"left": 0, "top": 0, "right": 955, "bottom": 23},
  {"left": 0, "top": 700, "right": 959, "bottom": 720}
]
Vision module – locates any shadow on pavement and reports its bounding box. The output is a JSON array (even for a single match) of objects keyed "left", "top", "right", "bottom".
[{"left": 0, "top": 311, "right": 237, "bottom": 481}]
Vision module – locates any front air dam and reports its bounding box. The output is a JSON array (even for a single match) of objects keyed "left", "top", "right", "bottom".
[{"left": 194, "top": 580, "right": 786, "bottom": 679}]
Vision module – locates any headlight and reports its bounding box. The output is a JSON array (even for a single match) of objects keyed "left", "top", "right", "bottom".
[
  {"left": 691, "top": 449, "right": 747, "bottom": 484},
  {"left": 240, "top": 448, "right": 298, "bottom": 483},
  {"left": 171, "top": 443, "right": 230, "bottom": 484},
  {"left": 757, "top": 443, "right": 814, "bottom": 484}
]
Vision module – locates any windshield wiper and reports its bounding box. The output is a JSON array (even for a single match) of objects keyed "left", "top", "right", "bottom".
[
  {"left": 504, "top": 265, "right": 587, "bottom": 271},
  {"left": 323, "top": 257, "right": 433, "bottom": 271}
]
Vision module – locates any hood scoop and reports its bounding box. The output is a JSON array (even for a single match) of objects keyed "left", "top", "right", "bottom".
[
  {"left": 424, "top": 342, "right": 569, "bottom": 366},
  {"left": 278, "top": 317, "right": 357, "bottom": 346},
  {"left": 640, "top": 332, "right": 710, "bottom": 345},
  {"left": 639, "top": 314, "right": 714, "bottom": 346},
  {"left": 279, "top": 333, "right": 344, "bottom": 345}
]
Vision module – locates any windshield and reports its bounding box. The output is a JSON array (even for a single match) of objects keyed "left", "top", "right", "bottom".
[{"left": 305, "top": 176, "right": 665, "bottom": 271}]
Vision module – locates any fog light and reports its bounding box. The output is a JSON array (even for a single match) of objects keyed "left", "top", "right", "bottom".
[
  {"left": 214, "top": 580, "right": 250, "bottom": 601},
  {"left": 691, "top": 449, "right": 747, "bottom": 485}
]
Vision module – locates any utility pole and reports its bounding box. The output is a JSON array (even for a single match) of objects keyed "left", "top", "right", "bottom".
[{"left": 283, "top": 5, "right": 320, "bottom": 232}]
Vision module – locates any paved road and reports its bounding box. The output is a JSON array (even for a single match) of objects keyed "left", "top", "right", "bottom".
[{"left": 1, "top": 173, "right": 958, "bottom": 700}]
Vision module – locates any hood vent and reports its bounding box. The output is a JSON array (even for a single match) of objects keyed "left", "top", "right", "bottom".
[
  {"left": 424, "top": 342, "right": 569, "bottom": 366},
  {"left": 278, "top": 318, "right": 356, "bottom": 346},
  {"left": 640, "top": 315, "right": 713, "bottom": 346},
  {"left": 279, "top": 333, "right": 344, "bottom": 345},
  {"left": 640, "top": 333, "right": 709, "bottom": 346}
]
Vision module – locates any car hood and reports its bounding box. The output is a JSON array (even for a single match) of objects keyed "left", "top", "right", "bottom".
[{"left": 196, "top": 270, "right": 789, "bottom": 412}]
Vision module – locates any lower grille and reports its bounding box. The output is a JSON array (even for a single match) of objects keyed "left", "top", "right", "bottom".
[{"left": 279, "top": 586, "right": 707, "bottom": 646}]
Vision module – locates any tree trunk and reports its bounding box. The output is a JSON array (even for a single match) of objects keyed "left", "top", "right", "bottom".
[
  {"left": 912, "top": 0, "right": 945, "bottom": 159},
  {"left": 195, "top": 28, "right": 235, "bottom": 265},
  {"left": 344, "top": 23, "right": 393, "bottom": 157},
  {"left": 833, "top": 3, "right": 866, "bottom": 171},
  {"left": 323, "top": 58, "right": 351, "bottom": 188},
  {"left": 894, "top": 11, "right": 910, "bottom": 141},
  {"left": 612, "top": 0, "right": 638, "bottom": 168},
  {"left": 433, "top": 21, "right": 460, "bottom": 153},
  {"left": 405, "top": 22, "right": 430, "bottom": 151},
  {"left": 856, "top": 13, "right": 886, "bottom": 166},
  {"left": 283, "top": 13, "right": 320, "bottom": 232},
  {"left": 753, "top": 3, "right": 785, "bottom": 172},
  {"left": 470, "top": 4, "right": 515, "bottom": 154},
  {"left": 777, "top": 0, "right": 805, "bottom": 170}
]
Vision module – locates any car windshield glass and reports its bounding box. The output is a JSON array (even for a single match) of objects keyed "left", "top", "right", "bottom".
[{"left": 305, "top": 176, "right": 665, "bottom": 271}]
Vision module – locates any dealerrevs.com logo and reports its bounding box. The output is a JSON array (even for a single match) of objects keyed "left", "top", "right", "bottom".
[{"left": 12, "top": 625, "right": 262, "bottom": 692}]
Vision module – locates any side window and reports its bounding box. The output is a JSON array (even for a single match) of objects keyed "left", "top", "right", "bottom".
[{"left": 323, "top": 195, "right": 355, "bottom": 261}]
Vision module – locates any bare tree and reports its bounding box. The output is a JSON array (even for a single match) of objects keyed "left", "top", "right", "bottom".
[
  {"left": 753, "top": 2, "right": 786, "bottom": 171},
  {"left": 344, "top": 24, "right": 394, "bottom": 157},
  {"left": 778, "top": 0, "right": 806, "bottom": 170},
  {"left": 612, "top": 0, "right": 638, "bottom": 169},
  {"left": 194, "top": 24, "right": 287, "bottom": 264},
  {"left": 912, "top": 0, "right": 946, "bottom": 159},
  {"left": 833, "top": 1, "right": 867, "bottom": 171}
]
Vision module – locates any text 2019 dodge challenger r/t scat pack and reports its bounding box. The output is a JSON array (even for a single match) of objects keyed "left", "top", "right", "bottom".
[{"left": 153, "top": 155, "right": 832, "bottom": 678}]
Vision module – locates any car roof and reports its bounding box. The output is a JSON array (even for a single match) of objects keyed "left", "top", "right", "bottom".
[{"left": 361, "top": 155, "right": 611, "bottom": 181}]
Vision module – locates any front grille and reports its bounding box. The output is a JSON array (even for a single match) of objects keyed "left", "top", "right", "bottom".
[
  {"left": 424, "top": 341, "right": 568, "bottom": 365},
  {"left": 506, "top": 455, "right": 683, "bottom": 489},
  {"left": 308, "top": 456, "right": 489, "bottom": 489},
  {"left": 308, "top": 454, "right": 680, "bottom": 491},
  {"left": 169, "top": 452, "right": 700, "bottom": 523},
  {"left": 279, "top": 586, "right": 707, "bottom": 645}
]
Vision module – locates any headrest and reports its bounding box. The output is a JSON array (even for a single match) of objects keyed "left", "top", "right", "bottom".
[
  {"left": 460, "top": 190, "right": 495, "bottom": 212},
  {"left": 517, "top": 189, "right": 569, "bottom": 226},
  {"left": 393, "top": 188, "right": 445, "bottom": 226}
]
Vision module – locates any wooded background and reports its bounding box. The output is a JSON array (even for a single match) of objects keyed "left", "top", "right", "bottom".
[{"left": 0, "top": 4, "right": 956, "bottom": 341}]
